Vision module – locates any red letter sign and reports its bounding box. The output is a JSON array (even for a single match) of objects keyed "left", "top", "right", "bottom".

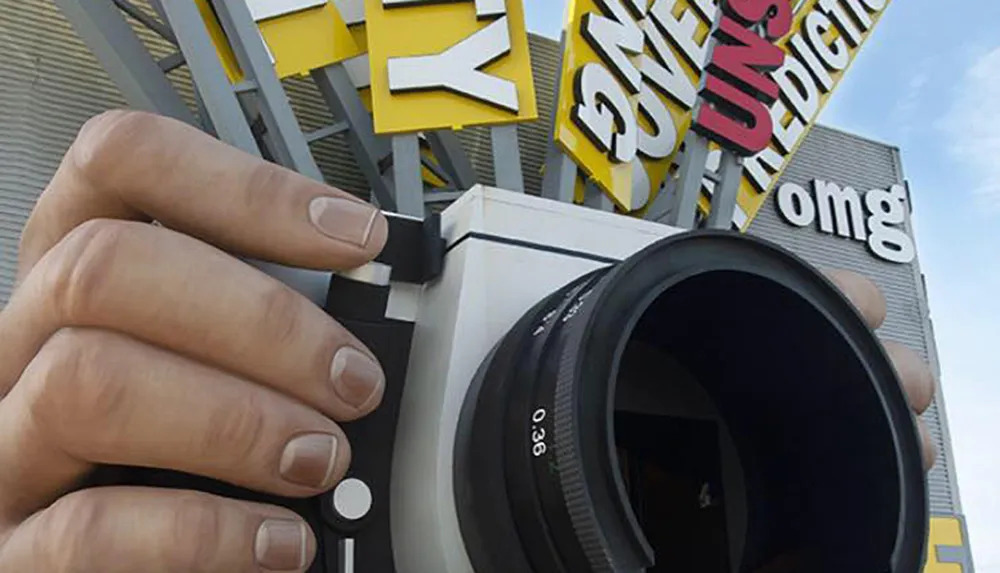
[
  {"left": 708, "top": 16, "right": 785, "bottom": 103},
  {"left": 724, "top": 0, "right": 793, "bottom": 40},
  {"left": 692, "top": 0, "right": 792, "bottom": 156},
  {"left": 694, "top": 74, "right": 774, "bottom": 156}
]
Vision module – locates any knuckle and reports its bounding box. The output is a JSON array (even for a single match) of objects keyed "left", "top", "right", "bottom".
[
  {"left": 43, "top": 218, "right": 136, "bottom": 322},
  {"left": 170, "top": 494, "right": 227, "bottom": 572},
  {"left": 258, "top": 283, "right": 306, "bottom": 348},
  {"left": 25, "top": 329, "right": 88, "bottom": 420},
  {"left": 27, "top": 328, "right": 128, "bottom": 438},
  {"left": 201, "top": 391, "right": 268, "bottom": 465},
  {"left": 70, "top": 110, "right": 160, "bottom": 182}
]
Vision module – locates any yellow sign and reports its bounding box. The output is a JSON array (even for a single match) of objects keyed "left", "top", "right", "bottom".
[
  {"left": 364, "top": 0, "right": 538, "bottom": 135},
  {"left": 554, "top": 0, "right": 716, "bottom": 212},
  {"left": 554, "top": 0, "right": 635, "bottom": 211},
  {"left": 554, "top": 0, "right": 894, "bottom": 228},
  {"left": 198, "top": 0, "right": 363, "bottom": 83},
  {"left": 924, "top": 516, "right": 972, "bottom": 572},
  {"left": 331, "top": 0, "right": 375, "bottom": 110}
]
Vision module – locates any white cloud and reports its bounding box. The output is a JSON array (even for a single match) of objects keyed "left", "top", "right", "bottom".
[
  {"left": 891, "top": 69, "right": 930, "bottom": 143},
  {"left": 937, "top": 46, "right": 1000, "bottom": 210},
  {"left": 893, "top": 70, "right": 929, "bottom": 119}
]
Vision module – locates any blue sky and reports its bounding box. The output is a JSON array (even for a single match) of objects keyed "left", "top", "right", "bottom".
[{"left": 523, "top": 1, "right": 999, "bottom": 569}]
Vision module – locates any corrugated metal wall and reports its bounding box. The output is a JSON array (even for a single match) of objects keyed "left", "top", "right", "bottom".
[
  {"left": 0, "top": 0, "right": 963, "bottom": 519},
  {"left": 745, "top": 125, "right": 962, "bottom": 515},
  {"left": 0, "top": 0, "right": 127, "bottom": 306}
]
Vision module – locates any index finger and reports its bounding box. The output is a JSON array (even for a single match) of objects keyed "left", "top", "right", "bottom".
[{"left": 18, "top": 110, "right": 388, "bottom": 280}]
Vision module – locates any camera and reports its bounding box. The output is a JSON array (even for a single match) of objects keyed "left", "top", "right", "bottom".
[{"left": 119, "top": 186, "right": 928, "bottom": 572}]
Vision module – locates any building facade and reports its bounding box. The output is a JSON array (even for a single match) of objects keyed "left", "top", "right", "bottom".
[{"left": 0, "top": 1, "right": 974, "bottom": 569}]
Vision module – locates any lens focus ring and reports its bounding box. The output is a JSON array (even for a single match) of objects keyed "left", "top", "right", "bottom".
[{"left": 552, "top": 289, "right": 621, "bottom": 573}]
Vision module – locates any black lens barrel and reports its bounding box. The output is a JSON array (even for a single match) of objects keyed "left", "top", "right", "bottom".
[{"left": 454, "top": 230, "right": 928, "bottom": 573}]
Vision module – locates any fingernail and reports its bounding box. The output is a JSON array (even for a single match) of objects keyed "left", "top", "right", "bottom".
[
  {"left": 255, "top": 519, "right": 308, "bottom": 571},
  {"left": 330, "top": 346, "right": 385, "bottom": 413},
  {"left": 280, "top": 434, "right": 339, "bottom": 490},
  {"left": 309, "top": 195, "right": 379, "bottom": 247}
]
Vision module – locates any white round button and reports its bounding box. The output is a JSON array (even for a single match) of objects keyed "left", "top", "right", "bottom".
[{"left": 332, "top": 478, "right": 373, "bottom": 521}]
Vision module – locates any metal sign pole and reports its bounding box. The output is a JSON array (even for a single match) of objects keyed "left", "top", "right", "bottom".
[
  {"left": 491, "top": 124, "right": 524, "bottom": 192},
  {"left": 311, "top": 65, "right": 398, "bottom": 211},
  {"left": 158, "top": 0, "right": 262, "bottom": 156},
  {"left": 582, "top": 180, "right": 614, "bottom": 211},
  {"left": 209, "top": 0, "right": 324, "bottom": 181},
  {"left": 661, "top": 133, "right": 711, "bottom": 228},
  {"left": 704, "top": 150, "right": 742, "bottom": 229},
  {"left": 390, "top": 134, "right": 425, "bottom": 217},
  {"left": 540, "top": 31, "right": 578, "bottom": 204},
  {"left": 425, "top": 131, "right": 478, "bottom": 191}
]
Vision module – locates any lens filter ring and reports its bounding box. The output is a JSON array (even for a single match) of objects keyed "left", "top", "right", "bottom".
[{"left": 455, "top": 270, "right": 608, "bottom": 573}]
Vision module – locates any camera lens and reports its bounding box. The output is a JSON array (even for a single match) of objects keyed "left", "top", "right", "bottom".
[{"left": 454, "top": 231, "right": 926, "bottom": 573}]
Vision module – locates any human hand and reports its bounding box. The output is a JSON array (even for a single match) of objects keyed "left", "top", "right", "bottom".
[
  {"left": 0, "top": 110, "right": 390, "bottom": 571},
  {"left": 822, "top": 269, "right": 938, "bottom": 470}
]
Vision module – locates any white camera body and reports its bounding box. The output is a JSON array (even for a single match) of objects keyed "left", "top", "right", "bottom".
[{"left": 389, "top": 187, "right": 683, "bottom": 573}]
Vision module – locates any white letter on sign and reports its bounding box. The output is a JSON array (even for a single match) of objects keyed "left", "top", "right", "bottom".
[
  {"left": 637, "top": 85, "right": 676, "bottom": 159},
  {"left": 866, "top": 185, "right": 915, "bottom": 263},
  {"left": 776, "top": 183, "right": 816, "bottom": 227},
  {"left": 640, "top": 17, "right": 697, "bottom": 109},
  {"left": 386, "top": 16, "right": 519, "bottom": 112},
  {"left": 244, "top": 0, "right": 326, "bottom": 22},
  {"left": 572, "top": 62, "right": 638, "bottom": 163},
  {"left": 333, "top": 0, "right": 366, "bottom": 26},
  {"left": 382, "top": 0, "right": 507, "bottom": 18},
  {"left": 804, "top": 11, "right": 848, "bottom": 72},
  {"left": 581, "top": 0, "right": 644, "bottom": 95},
  {"left": 814, "top": 179, "right": 866, "bottom": 240}
]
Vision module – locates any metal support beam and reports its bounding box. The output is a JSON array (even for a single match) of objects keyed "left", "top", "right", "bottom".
[
  {"left": 424, "top": 190, "right": 466, "bottom": 204},
  {"left": 583, "top": 180, "right": 614, "bottom": 212},
  {"left": 157, "top": 52, "right": 186, "bottom": 73},
  {"left": 490, "top": 125, "right": 524, "bottom": 192},
  {"left": 146, "top": 0, "right": 168, "bottom": 22},
  {"left": 210, "top": 0, "right": 323, "bottom": 181},
  {"left": 425, "top": 131, "right": 477, "bottom": 191},
  {"left": 391, "top": 135, "right": 424, "bottom": 217},
  {"left": 644, "top": 176, "right": 676, "bottom": 223},
  {"left": 53, "top": 0, "right": 197, "bottom": 126},
  {"left": 159, "top": 0, "right": 260, "bottom": 155},
  {"left": 539, "top": 32, "right": 580, "bottom": 203},
  {"left": 659, "top": 133, "right": 710, "bottom": 229},
  {"left": 112, "top": 0, "right": 177, "bottom": 44},
  {"left": 312, "top": 65, "right": 397, "bottom": 210},
  {"left": 705, "top": 151, "right": 742, "bottom": 229},
  {"left": 193, "top": 90, "right": 217, "bottom": 138},
  {"left": 541, "top": 151, "right": 577, "bottom": 203},
  {"left": 305, "top": 121, "right": 349, "bottom": 143},
  {"left": 419, "top": 155, "right": 452, "bottom": 187}
]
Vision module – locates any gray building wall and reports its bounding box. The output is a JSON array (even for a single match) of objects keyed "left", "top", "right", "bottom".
[{"left": 0, "top": 1, "right": 971, "bottom": 563}]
